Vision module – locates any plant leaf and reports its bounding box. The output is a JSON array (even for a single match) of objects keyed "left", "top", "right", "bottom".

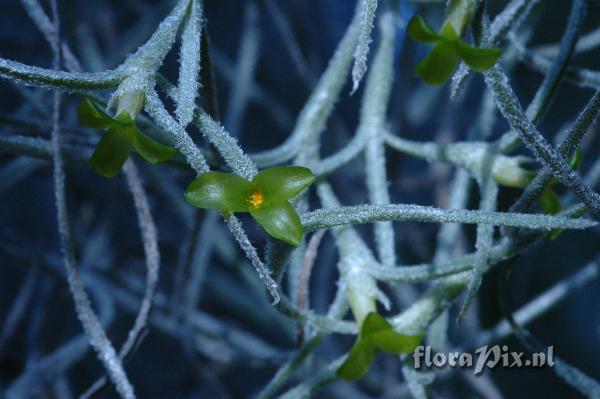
[
  {"left": 252, "top": 166, "right": 315, "bottom": 201},
  {"left": 184, "top": 172, "right": 251, "bottom": 212},
  {"left": 336, "top": 338, "right": 375, "bottom": 381},
  {"left": 455, "top": 40, "right": 502, "bottom": 72},
  {"left": 132, "top": 126, "right": 177, "bottom": 164},
  {"left": 90, "top": 125, "right": 133, "bottom": 177},
  {"left": 414, "top": 41, "right": 460, "bottom": 86},
  {"left": 407, "top": 15, "right": 440, "bottom": 44},
  {"left": 250, "top": 202, "right": 303, "bottom": 246},
  {"left": 78, "top": 97, "right": 114, "bottom": 128}
]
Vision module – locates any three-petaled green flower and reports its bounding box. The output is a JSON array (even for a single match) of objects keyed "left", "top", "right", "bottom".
[
  {"left": 184, "top": 166, "right": 315, "bottom": 246},
  {"left": 337, "top": 312, "right": 423, "bottom": 380},
  {"left": 78, "top": 97, "right": 177, "bottom": 177},
  {"left": 408, "top": 15, "right": 502, "bottom": 86}
]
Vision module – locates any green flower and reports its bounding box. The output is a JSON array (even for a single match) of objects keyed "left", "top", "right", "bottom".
[
  {"left": 407, "top": 15, "right": 502, "bottom": 86},
  {"left": 78, "top": 97, "right": 177, "bottom": 177},
  {"left": 184, "top": 166, "right": 315, "bottom": 246},
  {"left": 540, "top": 149, "right": 583, "bottom": 239},
  {"left": 337, "top": 312, "right": 423, "bottom": 380}
]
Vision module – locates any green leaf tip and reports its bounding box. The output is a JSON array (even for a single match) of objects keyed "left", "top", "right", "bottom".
[
  {"left": 336, "top": 338, "right": 375, "bottom": 381},
  {"left": 407, "top": 14, "right": 502, "bottom": 86},
  {"left": 78, "top": 97, "right": 113, "bottom": 129},
  {"left": 132, "top": 126, "right": 177, "bottom": 164},
  {"left": 252, "top": 166, "right": 315, "bottom": 201},
  {"left": 184, "top": 166, "right": 315, "bottom": 245},
  {"left": 90, "top": 125, "right": 133, "bottom": 177},
  {"left": 456, "top": 41, "right": 502, "bottom": 72},
  {"left": 78, "top": 97, "right": 176, "bottom": 177},
  {"left": 407, "top": 15, "right": 440, "bottom": 44},
  {"left": 184, "top": 171, "right": 251, "bottom": 213},
  {"left": 336, "top": 312, "right": 423, "bottom": 381},
  {"left": 414, "top": 41, "right": 461, "bottom": 87}
]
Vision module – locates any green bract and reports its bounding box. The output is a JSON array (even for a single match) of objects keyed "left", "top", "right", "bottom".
[
  {"left": 184, "top": 166, "right": 315, "bottom": 246},
  {"left": 407, "top": 15, "right": 502, "bottom": 86},
  {"left": 78, "top": 97, "right": 177, "bottom": 177},
  {"left": 337, "top": 312, "right": 423, "bottom": 380}
]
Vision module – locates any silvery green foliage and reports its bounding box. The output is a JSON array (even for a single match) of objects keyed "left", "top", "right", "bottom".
[
  {"left": 318, "top": 183, "right": 389, "bottom": 323},
  {"left": 196, "top": 110, "right": 258, "bottom": 180},
  {"left": 119, "top": 0, "right": 189, "bottom": 75},
  {"left": 490, "top": 0, "right": 541, "bottom": 43},
  {"left": 224, "top": 3, "right": 260, "bottom": 137},
  {"left": 144, "top": 87, "right": 209, "bottom": 175},
  {"left": 253, "top": 5, "right": 362, "bottom": 165},
  {"left": 525, "top": 0, "right": 586, "bottom": 124},
  {"left": 476, "top": 259, "right": 599, "bottom": 347},
  {"left": 552, "top": 357, "right": 600, "bottom": 398},
  {"left": 19, "top": 0, "right": 56, "bottom": 44},
  {"left": 119, "top": 163, "right": 160, "bottom": 377},
  {"left": 301, "top": 203, "right": 595, "bottom": 232},
  {"left": 458, "top": 178, "right": 498, "bottom": 321},
  {"left": 402, "top": 365, "right": 433, "bottom": 399},
  {"left": 0, "top": 58, "right": 124, "bottom": 90},
  {"left": 226, "top": 215, "right": 280, "bottom": 304},
  {"left": 485, "top": 65, "right": 600, "bottom": 216},
  {"left": 451, "top": 0, "right": 540, "bottom": 99},
  {"left": 351, "top": 0, "right": 378, "bottom": 94},
  {"left": 362, "top": 12, "right": 396, "bottom": 269},
  {"left": 511, "top": 89, "right": 600, "bottom": 213},
  {"left": 176, "top": 0, "right": 203, "bottom": 127},
  {"left": 2, "top": 0, "right": 600, "bottom": 398},
  {"left": 47, "top": 2, "right": 135, "bottom": 397}
]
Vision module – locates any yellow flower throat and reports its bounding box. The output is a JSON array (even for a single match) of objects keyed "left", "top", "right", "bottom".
[{"left": 248, "top": 188, "right": 264, "bottom": 209}]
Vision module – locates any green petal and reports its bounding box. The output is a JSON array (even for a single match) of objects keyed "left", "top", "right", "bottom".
[
  {"left": 414, "top": 41, "right": 460, "bottom": 86},
  {"left": 114, "top": 111, "right": 134, "bottom": 124},
  {"left": 132, "top": 126, "right": 177, "bottom": 164},
  {"left": 252, "top": 166, "right": 315, "bottom": 201},
  {"left": 439, "top": 23, "right": 459, "bottom": 42},
  {"left": 540, "top": 188, "right": 561, "bottom": 215},
  {"left": 184, "top": 172, "right": 251, "bottom": 212},
  {"left": 359, "top": 313, "right": 423, "bottom": 354},
  {"left": 90, "top": 125, "right": 133, "bottom": 177},
  {"left": 250, "top": 203, "right": 303, "bottom": 246},
  {"left": 456, "top": 40, "right": 502, "bottom": 72},
  {"left": 407, "top": 15, "right": 440, "bottom": 44},
  {"left": 78, "top": 98, "right": 114, "bottom": 129},
  {"left": 360, "top": 312, "right": 392, "bottom": 336},
  {"left": 336, "top": 338, "right": 375, "bottom": 381},
  {"left": 371, "top": 330, "right": 423, "bottom": 354}
]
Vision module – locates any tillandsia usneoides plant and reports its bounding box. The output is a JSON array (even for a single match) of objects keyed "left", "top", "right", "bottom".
[{"left": 1, "top": 0, "right": 600, "bottom": 397}]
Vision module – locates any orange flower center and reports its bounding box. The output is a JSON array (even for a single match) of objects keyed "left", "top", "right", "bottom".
[{"left": 247, "top": 188, "right": 264, "bottom": 209}]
